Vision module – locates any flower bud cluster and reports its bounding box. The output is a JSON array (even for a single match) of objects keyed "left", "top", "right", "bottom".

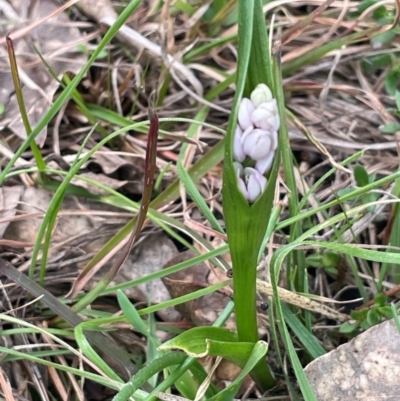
[{"left": 233, "top": 84, "right": 279, "bottom": 202}]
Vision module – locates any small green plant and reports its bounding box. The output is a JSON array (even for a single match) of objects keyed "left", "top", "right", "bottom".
[
  {"left": 306, "top": 251, "right": 342, "bottom": 275},
  {"left": 340, "top": 293, "right": 394, "bottom": 334},
  {"left": 379, "top": 91, "right": 400, "bottom": 134},
  {"left": 337, "top": 164, "right": 379, "bottom": 212}
]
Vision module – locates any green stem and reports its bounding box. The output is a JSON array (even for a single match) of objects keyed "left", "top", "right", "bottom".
[
  {"left": 112, "top": 352, "right": 187, "bottom": 401},
  {"left": 233, "top": 260, "right": 258, "bottom": 344},
  {"left": 233, "top": 258, "right": 275, "bottom": 390}
]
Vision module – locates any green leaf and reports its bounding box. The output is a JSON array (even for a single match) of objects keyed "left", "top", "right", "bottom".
[
  {"left": 372, "top": 6, "right": 388, "bottom": 23},
  {"left": 159, "top": 327, "right": 261, "bottom": 375},
  {"left": 379, "top": 122, "right": 400, "bottom": 134},
  {"left": 113, "top": 352, "right": 188, "bottom": 401},
  {"left": 118, "top": 290, "right": 150, "bottom": 337},
  {"left": 117, "top": 290, "right": 159, "bottom": 350},
  {"left": 351, "top": 308, "right": 368, "bottom": 321},
  {"left": 380, "top": 305, "right": 394, "bottom": 318},
  {"left": 336, "top": 187, "right": 356, "bottom": 199},
  {"left": 159, "top": 327, "right": 238, "bottom": 357},
  {"left": 206, "top": 339, "right": 257, "bottom": 368},
  {"left": 391, "top": 303, "right": 400, "bottom": 333},
  {"left": 358, "top": 0, "right": 377, "bottom": 13},
  {"left": 360, "top": 320, "right": 371, "bottom": 330},
  {"left": 371, "top": 30, "right": 397, "bottom": 47},
  {"left": 370, "top": 54, "right": 392, "bottom": 68},
  {"left": 282, "top": 304, "right": 325, "bottom": 359},
  {"left": 301, "top": 240, "right": 400, "bottom": 265},
  {"left": 75, "top": 322, "right": 122, "bottom": 382},
  {"left": 362, "top": 192, "right": 378, "bottom": 212},
  {"left": 366, "top": 309, "right": 380, "bottom": 327},
  {"left": 373, "top": 293, "right": 388, "bottom": 307},
  {"left": 206, "top": 341, "right": 268, "bottom": 401},
  {"left": 385, "top": 67, "right": 400, "bottom": 96},
  {"left": 396, "top": 91, "right": 400, "bottom": 111},
  {"left": 306, "top": 254, "right": 324, "bottom": 268},
  {"left": 354, "top": 165, "right": 369, "bottom": 187},
  {"left": 307, "top": 251, "right": 341, "bottom": 269},
  {"left": 322, "top": 251, "right": 341, "bottom": 268},
  {"left": 339, "top": 321, "right": 359, "bottom": 334}
]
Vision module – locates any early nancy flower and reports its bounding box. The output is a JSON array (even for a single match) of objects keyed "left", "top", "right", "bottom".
[
  {"left": 234, "top": 163, "right": 267, "bottom": 203},
  {"left": 233, "top": 83, "right": 279, "bottom": 190}
]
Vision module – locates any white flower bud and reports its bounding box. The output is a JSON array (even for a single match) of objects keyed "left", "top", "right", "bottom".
[
  {"left": 238, "top": 98, "right": 255, "bottom": 131},
  {"left": 241, "top": 128, "right": 274, "bottom": 161},
  {"left": 251, "top": 100, "right": 280, "bottom": 132},
  {"left": 236, "top": 167, "right": 267, "bottom": 202},
  {"left": 233, "top": 161, "right": 244, "bottom": 177},
  {"left": 250, "top": 83, "right": 273, "bottom": 107}
]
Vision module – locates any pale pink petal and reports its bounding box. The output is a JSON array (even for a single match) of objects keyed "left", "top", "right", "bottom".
[
  {"left": 242, "top": 129, "right": 271, "bottom": 160},
  {"left": 246, "top": 174, "right": 261, "bottom": 202},
  {"left": 233, "top": 126, "right": 246, "bottom": 162},
  {"left": 255, "top": 152, "right": 275, "bottom": 175},
  {"left": 238, "top": 98, "right": 255, "bottom": 131},
  {"left": 271, "top": 130, "right": 278, "bottom": 150},
  {"left": 237, "top": 177, "right": 249, "bottom": 200}
]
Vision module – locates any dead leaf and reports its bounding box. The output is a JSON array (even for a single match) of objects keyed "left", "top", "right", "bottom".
[
  {"left": 82, "top": 151, "right": 145, "bottom": 195},
  {"left": 3, "top": 186, "right": 126, "bottom": 257},
  {"left": 4, "top": 187, "right": 93, "bottom": 246},
  {"left": 214, "top": 359, "right": 254, "bottom": 397},
  {"left": 88, "top": 152, "right": 144, "bottom": 179},
  {"left": 162, "top": 250, "right": 232, "bottom": 327},
  {"left": 89, "top": 232, "right": 179, "bottom": 320},
  {"left": 304, "top": 318, "right": 400, "bottom": 401},
  {"left": 71, "top": 171, "right": 133, "bottom": 196},
  {"left": 0, "top": 185, "right": 23, "bottom": 237}
]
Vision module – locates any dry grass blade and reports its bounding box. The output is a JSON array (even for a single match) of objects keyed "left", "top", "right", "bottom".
[
  {"left": 281, "top": 0, "right": 337, "bottom": 45},
  {"left": 255, "top": 279, "right": 350, "bottom": 322},
  {"left": 0, "top": 367, "right": 15, "bottom": 401}
]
